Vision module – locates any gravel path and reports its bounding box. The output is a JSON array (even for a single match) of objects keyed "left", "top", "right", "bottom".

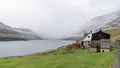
[{"left": 112, "top": 45, "right": 120, "bottom": 68}]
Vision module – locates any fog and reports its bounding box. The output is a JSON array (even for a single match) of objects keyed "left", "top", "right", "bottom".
[{"left": 0, "top": 0, "right": 119, "bottom": 39}]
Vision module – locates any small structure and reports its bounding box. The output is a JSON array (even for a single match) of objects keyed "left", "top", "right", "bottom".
[
  {"left": 83, "top": 30, "right": 111, "bottom": 52},
  {"left": 100, "top": 39, "right": 111, "bottom": 52},
  {"left": 91, "top": 40, "right": 101, "bottom": 52},
  {"left": 72, "top": 43, "right": 80, "bottom": 49}
]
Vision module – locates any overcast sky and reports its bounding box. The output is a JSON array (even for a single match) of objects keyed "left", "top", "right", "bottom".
[{"left": 0, "top": 0, "right": 120, "bottom": 39}]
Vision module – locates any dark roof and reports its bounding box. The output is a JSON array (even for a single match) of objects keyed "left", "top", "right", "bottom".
[
  {"left": 92, "top": 30, "right": 110, "bottom": 40},
  {"left": 101, "top": 45, "right": 110, "bottom": 49}
]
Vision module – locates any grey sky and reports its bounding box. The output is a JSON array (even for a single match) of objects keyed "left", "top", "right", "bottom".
[{"left": 0, "top": 0, "right": 119, "bottom": 39}]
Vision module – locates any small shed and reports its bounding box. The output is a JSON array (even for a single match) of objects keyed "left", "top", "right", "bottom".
[
  {"left": 72, "top": 43, "right": 80, "bottom": 49},
  {"left": 100, "top": 39, "right": 111, "bottom": 52},
  {"left": 91, "top": 40, "right": 101, "bottom": 52}
]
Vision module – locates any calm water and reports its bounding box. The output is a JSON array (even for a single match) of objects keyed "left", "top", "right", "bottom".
[{"left": 0, "top": 40, "right": 75, "bottom": 57}]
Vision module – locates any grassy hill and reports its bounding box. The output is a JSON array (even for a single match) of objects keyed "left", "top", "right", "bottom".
[
  {"left": 103, "top": 27, "right": 120, "bottom": 44},
  {"left": 0, "top": 45, "right": 115, "bottom": 68},
  {"left": 104, "top": 27, "right": 120, "bottom": 37}
]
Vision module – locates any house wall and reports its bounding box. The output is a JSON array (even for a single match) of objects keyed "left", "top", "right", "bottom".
[
  {"left": 91, "top": 40, "right": 101, "bottom": 47},
  {"left": 91, "top": 40, "right": 101, "bottom": 52},
  {"left": 100, "top": 41, "right": 110, "bottom": 52},
  {"left": 100, "top": 49, "right": 110, "bottom": 52},
  {"left": 100, "top": 41, "right": 110, "bottom": 46},
  {"left": 84, "top": 32, "right": 92, "bottom": 41},
  {"left": 83, "top": 41, "right": 90, "bottom": 48}
]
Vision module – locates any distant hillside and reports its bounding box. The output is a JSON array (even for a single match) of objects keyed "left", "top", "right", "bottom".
[
  {"left": 79, "top": 10, "right": 120, "bottom": 33},
  {"left": 0, "top": 22, "right": 43, "bottom": 41},
  {"left": 103, "top": 27, "right": 120, "bottom": 36}
]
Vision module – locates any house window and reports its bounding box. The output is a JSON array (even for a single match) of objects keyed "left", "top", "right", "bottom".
[
  {"left": 102, "top": 50, "right": 104, "bottom": 52},
  {"left": 88, "top": 36, "right": 90, "bottom": 38}
]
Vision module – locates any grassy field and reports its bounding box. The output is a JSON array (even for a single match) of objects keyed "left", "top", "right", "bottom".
[{"left": 0, "top": 45, "right": 115, "bottom": 68}]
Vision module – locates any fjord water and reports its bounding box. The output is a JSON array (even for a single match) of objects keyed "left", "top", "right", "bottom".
[{"left": 0, "top": 40, "right": 75, "bottom": 57}]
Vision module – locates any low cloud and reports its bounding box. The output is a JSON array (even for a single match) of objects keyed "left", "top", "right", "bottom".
[{"left": 0, "top": 0, "right": 119, "bottom": 38}]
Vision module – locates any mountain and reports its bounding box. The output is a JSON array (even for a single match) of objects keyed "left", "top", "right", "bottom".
[
  {"left": 79, "top": 10, "right": 120, "bottom": 33},
  {"left": 65, "top": 10, "right": 120, "bottom": 40},
  {"left": 0, "top": 22, "right": 43, "bottom": 41}
]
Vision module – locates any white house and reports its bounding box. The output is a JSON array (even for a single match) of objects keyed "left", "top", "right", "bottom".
[
  {"left": 84, "top": 32, "right": 92, "bottom": 41},
  {"left": 83, "top": 32, "right": 92, "bottom": 48}
]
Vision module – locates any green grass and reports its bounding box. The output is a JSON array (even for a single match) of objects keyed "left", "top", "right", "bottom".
[{"left": 0, "top": 45, "right": 116, "bottom": 68}]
